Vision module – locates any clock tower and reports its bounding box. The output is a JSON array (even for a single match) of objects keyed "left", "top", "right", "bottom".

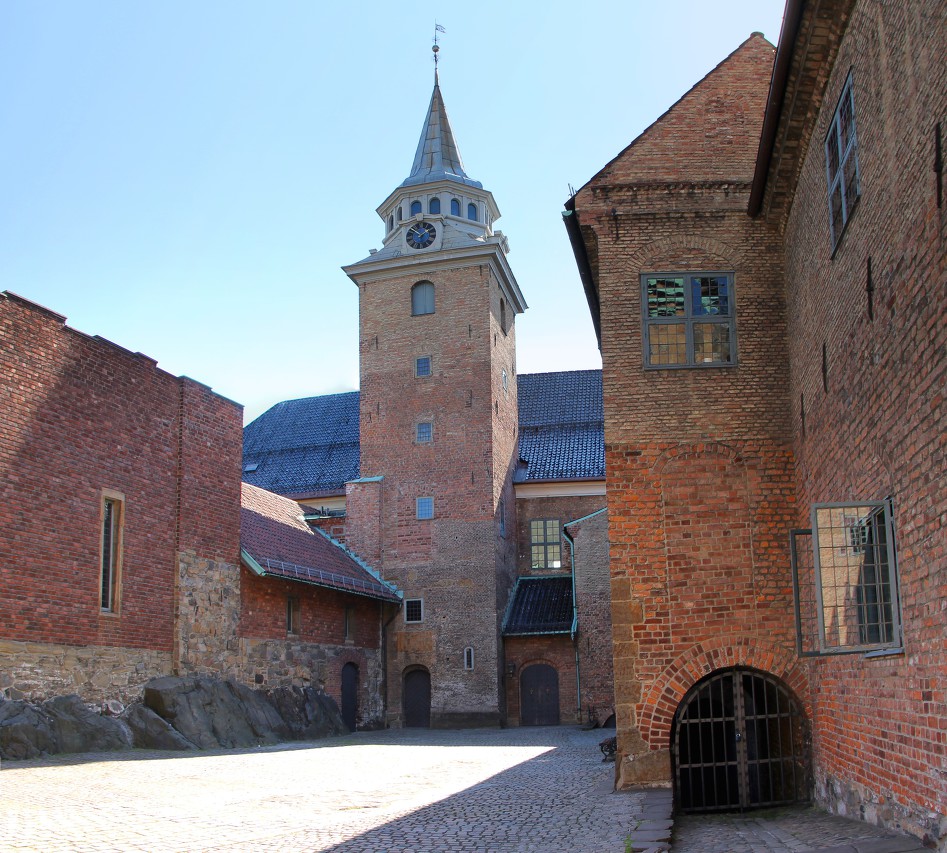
[{"left": 343, "top": 65, "right": 526, "bottom": 727}]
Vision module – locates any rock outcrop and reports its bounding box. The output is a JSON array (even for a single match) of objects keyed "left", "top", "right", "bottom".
[{"left": 0, "top": 677, "right": 348, "bottom": 760}]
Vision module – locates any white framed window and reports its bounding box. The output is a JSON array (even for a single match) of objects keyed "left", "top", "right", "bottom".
[
  {"left": 416, "top": 421, "right": 433, "bottom": 444},
  {"left": 405, "top": 598, "right": 424, "bottom": 623},
  {"left": 642, "top": 272, "right": 736, "bottom": 368},
  {"left": 416, "top": 496, "right": 434, "bottom": 520},
  {"left": 825, "top": 72, "right": 861, "bottom": 251},
  {"left": 415, "top": 356, "right": 432, "bottom": 378},
  {"left": 100, "top": 491, "right": 124, "bottom": 613},
  {"left": 530, "top": 519, "right": 561, "bottom": 569},
  {"left": 791, "top": 500, "right": 902, "bottom": 655}
]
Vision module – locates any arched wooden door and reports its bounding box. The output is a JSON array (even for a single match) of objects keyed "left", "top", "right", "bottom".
[
  {"left": 402, "top": 668, "right": 431, "bottom": 728},
  {"left": 341, "top": 662, "right": 359, "bottom": 732},
  {"left": 520, "top": 663, "right": 559, "bottom": 726},
  {"left": 672, "top": 668, "right": 809, "bottom": 812}
]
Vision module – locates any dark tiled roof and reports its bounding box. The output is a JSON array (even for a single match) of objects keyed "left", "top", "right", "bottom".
[
  {"left": 242, "top": 392, "right": 359, "bottom": 494},
  {"left": 241, "top": 370, "right": 604, "bottom": 494},
  {"left": 515, "top": 370, "right": 604, "bottom": 482},
  {"left": 240, "top": 483, "right": 400, "bottom": 603},
  {"left": 502, "top": 576, "right": 573, "bottom": 636}
]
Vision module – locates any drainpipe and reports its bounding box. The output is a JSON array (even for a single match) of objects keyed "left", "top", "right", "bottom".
[{"left": 562, "top": 523, "right": 582, "bottom": 725}]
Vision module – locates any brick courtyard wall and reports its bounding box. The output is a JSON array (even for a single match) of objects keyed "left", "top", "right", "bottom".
[
  {"left": 503, "top": 636, "right": 578, "bottom": 726},
  {"left": 565, "top": 508, "right": 614, "bottom": 726},
  {"left": 571, "top": 36, "right": 804, "bottom": 786},
  {"left": 354, "top": 259, "right": 518, "bottom": 727},
  {"left": 767, "top": 1, "right": 947, "bottom": 841},
  {"left": 0, "top": 293, "right": 241, "bottom": 703}
]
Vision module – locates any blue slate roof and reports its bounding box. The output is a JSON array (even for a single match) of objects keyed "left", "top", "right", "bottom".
[
  {"left": 502, "top": 576, "right": 573, "bottom": 636},
  {"left": 515, "top": 369, "right": 604, "bottom": 483},
  {"left": 242, "top": 392, "right": 359, "bottom": 495},
  {"left": 242, "top": 370, "right": 604, "bottom": 494}
]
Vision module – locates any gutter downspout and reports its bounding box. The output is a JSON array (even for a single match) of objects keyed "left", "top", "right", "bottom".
[{"left": 562, "top": 523, "right": 582, "bottom": 725}]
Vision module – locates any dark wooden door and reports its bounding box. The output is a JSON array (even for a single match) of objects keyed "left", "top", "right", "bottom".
[
  {"left": 341, "top": 662, "right": 358, "bottom": 732},
  {"left": 403, "top": 668, "right": 431, "bottom": 728},
  {"left": 520, "top": 664, "right": 559, "bottom": 726},
  {"left": 672, "top": 668, "right": 809, "bottom": 812}
]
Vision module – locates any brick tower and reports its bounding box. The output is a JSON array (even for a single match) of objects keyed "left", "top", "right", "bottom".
[{"left": 342, "top": 65, "right": 526, "bottom": 727}]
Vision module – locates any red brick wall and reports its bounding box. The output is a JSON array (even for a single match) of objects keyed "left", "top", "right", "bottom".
[
  {"left": 239, "top": 567, "right": 380, "bottom": 649},
  {"left": 773, "top": 0, "right": 947, "bottom": 834},
  {"left": 0, "top": 293, "right": 242, "bottom": 655}
]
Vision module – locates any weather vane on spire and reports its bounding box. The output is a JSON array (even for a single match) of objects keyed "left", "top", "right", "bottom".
[{"left": 432, "top": 22, "right": 445, "bottom": 80}]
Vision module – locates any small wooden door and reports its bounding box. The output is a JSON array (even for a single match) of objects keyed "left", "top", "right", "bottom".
[
  {"left": 403, "top": 668, "right": 431, "bottom": 728},
  {"left": 520, "top": 664, "right": 560, "bottom": 726},
  {"left": 341, "top": 662, "right": 358, "bottom": 732}
]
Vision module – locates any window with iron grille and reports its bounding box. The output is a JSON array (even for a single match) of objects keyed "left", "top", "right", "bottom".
[
  {"left": 405, "top": 598, "right": 424, "bottom": 623},
  {"left": 791, "top": 500, "right": 902, "bottom": 655},
  {"left": 416, "top": 421, "right": 433, "bottom": 444},
  {"left": 530, "top": 519, "right": 561, "bottom": 569},
  {"left": 825, "top": 72, "right": 860, "bottom": 250},
  {"left": 464, "top": 647, "right": 475, "bottom": 670},
  {"left": 416, "top": 496, "right": 434, "bottom": 520},
  {"left": 642, "top": 272, "right": 736, "bottom": 367},
  {"left": 415, "top": 356, "right": 432, "bottom": 377}
]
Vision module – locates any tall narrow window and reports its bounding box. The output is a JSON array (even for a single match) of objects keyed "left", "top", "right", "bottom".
[
  {"left": 530, "top": 519, "right": 561, "bottom": 569},
  {"left": 411, "top": 281, "right": 435, "bottom": 315},
  {"left": 344, "top": 606, "right": 355, "bottom": 641},
  {"left": 450, "top": 198, "right": 461, "bottom": 216},
  {"left": 286, "top": 596, "right": 300, "bottom": 635},
  {"left": 499, "top": 298, "right": 507, "bottom": 334},
  {"left": 100, "top": 493, "right": 123, "bottom": 612},
  {"left": 429, "top": 197, "right": 441, "bottom": 215},
  {"left": 825, "top": 72, "right": 861, "bottom": 250},
  {"left": 642, "top": 272, "right": 736, "bottom": 367},
  {"left": 387, "top": 214, "right": 394, "bottom": 232},
  {"left": 464, "top": 647, "right": 475, "bottom": 670},
  {"left": 467, "top": 202, "right": 478, "bottom": 221}
]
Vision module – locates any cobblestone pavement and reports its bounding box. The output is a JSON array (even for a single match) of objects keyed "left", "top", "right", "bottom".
[
  {"left": 672, "top": 806, "right": 930, "bottom": 853},
  {"left": 0, "top": 726, "right": 929, "bottom": 853}
]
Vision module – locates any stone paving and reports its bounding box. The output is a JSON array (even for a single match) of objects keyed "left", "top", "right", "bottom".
[{"left": 0, "top": 726, "right": 930, "bottom": 853}]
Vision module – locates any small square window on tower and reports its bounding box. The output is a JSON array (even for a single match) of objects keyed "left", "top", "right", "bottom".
[
  {"left": 415, "top": 356, "right": 432, "bottom": 377},
  {"left": 416, "top": 496, "right": 434, "bottom": 520},
  {"left": 416, "top": 421, "right": 433, "bottom": 443},
  {"left": 405, "top": 598, "right": 424, "bottom": 623}
]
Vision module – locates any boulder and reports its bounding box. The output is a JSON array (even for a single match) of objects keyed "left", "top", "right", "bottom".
[
  {"left": 122, "top": 702, "right": 197, "bottom": 751},
  {"left": 226, "top": 680, "right": 288, "bottom": 744},
  {"left": 42, "top": 694, "right": 132, "bottom": 754},
  {"left": 0, "top": 699, "right": 57, "bottom": 760},
  {"left": 265, "top": 685, "right": 346, "bottom": 740}
]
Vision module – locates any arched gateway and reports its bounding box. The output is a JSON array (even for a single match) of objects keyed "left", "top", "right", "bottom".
[{"left": 671, "top": 667, "right": 809, "bottom": 812}]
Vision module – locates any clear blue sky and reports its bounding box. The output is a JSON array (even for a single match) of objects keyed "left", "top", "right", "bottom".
[{"left": 1, "top": 1, "right": 786, "bottom": 424}]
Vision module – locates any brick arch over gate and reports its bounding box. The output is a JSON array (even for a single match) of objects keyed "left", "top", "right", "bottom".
[
  {"left": 628, "top": 235, "right": 745, "bottom": 272},
  {"left": 637, "top": 638, "right": 807, "bottom": 749}
]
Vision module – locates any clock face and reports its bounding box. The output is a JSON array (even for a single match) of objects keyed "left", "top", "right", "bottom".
[{"left": 406, "top": 221, "right": 437, "bottom": 249}]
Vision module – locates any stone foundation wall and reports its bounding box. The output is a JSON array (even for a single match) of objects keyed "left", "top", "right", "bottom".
[
  {"left": 815, "top": 770, "right": 947, "bottom": 851},
  {"left": 0, "top": 638, "right": 172, "bottom": 705}
]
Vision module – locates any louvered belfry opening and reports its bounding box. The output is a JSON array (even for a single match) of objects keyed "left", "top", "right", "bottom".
[{"left": 672, "top": 668, "right": 810, "bottom": 813}]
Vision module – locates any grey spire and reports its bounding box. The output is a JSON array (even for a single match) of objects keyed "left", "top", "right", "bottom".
[{"left": 401, "top": 82, "right": 482, "bottom": 189}]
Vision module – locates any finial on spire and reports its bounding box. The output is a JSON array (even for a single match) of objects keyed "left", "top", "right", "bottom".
[{"left": 433, "top": 23, "right": 445, "bottom": 82}]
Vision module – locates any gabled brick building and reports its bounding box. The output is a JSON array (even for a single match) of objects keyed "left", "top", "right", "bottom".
[{"left": 566, "top": 0, "right": 945, "bottom": 843}]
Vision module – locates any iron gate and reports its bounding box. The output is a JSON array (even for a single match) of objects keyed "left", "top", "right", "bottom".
[{"left": 672, "top": 668, "right": 809, "bottom": 812}]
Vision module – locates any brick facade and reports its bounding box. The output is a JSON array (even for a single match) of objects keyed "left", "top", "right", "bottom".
[{"left": 569, "top": 3, "right": 945, "bottom": 845}]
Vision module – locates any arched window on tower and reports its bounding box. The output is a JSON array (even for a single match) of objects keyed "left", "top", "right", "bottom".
[
  {"left": 429, "top": 197, "right": 441, "bottom": 215},
  {"left": 451, "top": 198, "right": 461, "bottom": 217},
  {"left": 397, "top": 207, "right": 403, "bottom": 222},
  {"left": 387, "top": 214, "right": 394, "bottom": 232},
  {"left": 467, "top": 202, "right": 478, "bottom": 221},
  {"left": 410, "top": 200, "right": 422, "bottom": 216},
  {"left": 411, "top": 281, "right": 435, "bottom": 316}
]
